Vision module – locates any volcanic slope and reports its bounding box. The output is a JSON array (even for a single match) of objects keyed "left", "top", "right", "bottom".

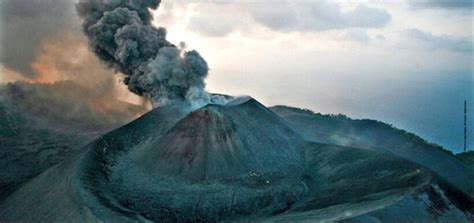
[
  {"left": 270, "top": 106, "right": 474, "bottom": 198},
  {"left": 0, "top": 82, "right": 147, "bottom": 202},
  {"left": 1, "top": 97, "right": 472, "bottom": 222}
]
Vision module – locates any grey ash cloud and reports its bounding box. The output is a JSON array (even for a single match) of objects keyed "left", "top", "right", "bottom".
[
  {"left": 1, "top": 0, "right": 72, "bottom": 18},
  {"left": 76, "top": 0, "right": 211, "bottom": 107},
  {"left": 0, "top": 0, "right": 78, "bottom": 78}
]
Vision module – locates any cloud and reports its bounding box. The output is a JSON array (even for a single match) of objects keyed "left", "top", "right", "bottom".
[
  {"left": 188, "top": 15, "right": 240, "bottom": 37},
  {"left": 154, "top": 1, "right": 191, "bottom": 26},
  {"left": 343, "top": 30, "right": 372, "bottom": 43},
  {"left": 184, "top": 1, "right": 391, "bottom": 37},
  {"left": 184, "top": 2, "right": 250, "bottom": 37},
  {"left": 249, "top": 2, "right": 391, "bottom": 32},
  {"left": 404, "top": 28, "right": 472, "bottom": 53},
  {"left": 375, "top": 35, "right": 386, "bottom": 41},
  {"left": 0, "top": 0, "right": 79, "bottom": 78},
  {"left": 1, "top": 0, "right": 73, "bottom": 19},
  {"left": 408, "top": 0, "right": 473, "bottom": 10}
]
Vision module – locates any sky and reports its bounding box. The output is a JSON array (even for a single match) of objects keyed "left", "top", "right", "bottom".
[{"left": 1, "top": 0, "right": 473, "bottom": 152}]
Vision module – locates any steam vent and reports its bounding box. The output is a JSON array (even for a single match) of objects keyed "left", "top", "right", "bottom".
[{"left": 3, "top": 96, "right": 473, "bottom": 222}]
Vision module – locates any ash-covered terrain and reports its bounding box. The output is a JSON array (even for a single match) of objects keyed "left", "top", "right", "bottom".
[
  {"left": 0, "top": 80, "right": 146, "bottom": 202},
  {"left": 1, "top": 96, "right": 473, "bottom": 222}
]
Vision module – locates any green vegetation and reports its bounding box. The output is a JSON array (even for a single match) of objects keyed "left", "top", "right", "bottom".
[{"left": 456, "top": 151, "right": 474, "bottom": 166}]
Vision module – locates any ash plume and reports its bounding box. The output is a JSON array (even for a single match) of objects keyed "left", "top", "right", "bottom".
[{"left": 76, "top": 0, "right": 210, "bottom": 107}]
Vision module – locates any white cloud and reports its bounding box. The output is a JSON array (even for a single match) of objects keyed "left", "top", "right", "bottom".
[
  {"left": 249, "top": 2, "right": 391, "bottom": 32},
  {"left": 343, "top": 30, "right": 372, "bottom": 43},
  {"left": 403, "top": 28, "right": 472, "bottom": 53},
  {"left": 183, "top": 1, "right": 391, "bottom": 37}
]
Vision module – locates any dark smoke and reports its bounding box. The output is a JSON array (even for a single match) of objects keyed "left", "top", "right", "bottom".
[
  {"left": 1, "top": 80, "right": 147, "bottom": 132},
  {"left": 0, "top": 0, "right": 77, "bottom": 78},
  {"left": 76, "top": 0, "right": 211, "bottom": 107}
]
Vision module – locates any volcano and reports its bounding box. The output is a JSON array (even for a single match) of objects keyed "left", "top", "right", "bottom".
[{"left": 1, "top": 97, "right": 473, "bottom": 222}]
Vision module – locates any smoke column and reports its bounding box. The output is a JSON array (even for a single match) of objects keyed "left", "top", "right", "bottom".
[{"left": 76, "top": 0, "right": 211, "bottom": 107}]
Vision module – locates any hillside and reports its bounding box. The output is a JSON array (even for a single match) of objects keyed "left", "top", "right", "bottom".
[
  {"left": 0, "top": 81, "right": 147, "bottom": 201},
  {"left": 0, "top": 101, "right": 92, "bottom": 200},
  {"left": 270, "top": 105, "right": 474, "bottom": 198},
  {"left": 457, "top": 151, "right": 474, "bottom": 166},
  {"left": 1, "top": 98, "right": 472, "bottom": 222}
]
